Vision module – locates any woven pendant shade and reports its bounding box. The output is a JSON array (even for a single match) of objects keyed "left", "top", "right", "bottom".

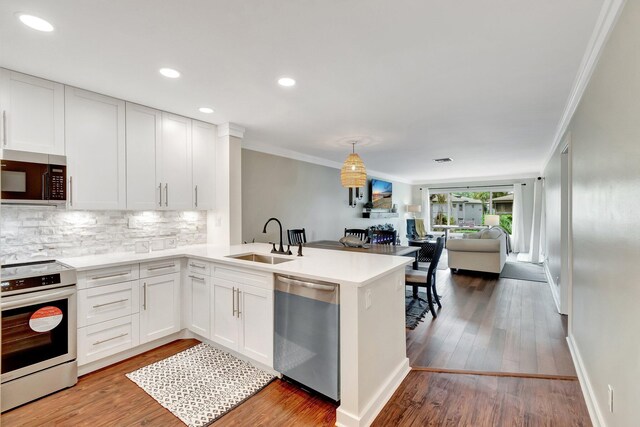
[{"left": 341, "top": 145, "right": 367, "bottom": 188}]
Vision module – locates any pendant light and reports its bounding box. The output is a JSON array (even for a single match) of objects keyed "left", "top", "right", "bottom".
[{"left": 341, "top": 142, "right": 367, "bottom": 188}]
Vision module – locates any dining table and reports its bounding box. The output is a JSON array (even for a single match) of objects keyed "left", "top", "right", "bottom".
[{"left": 305, "top": 240, "right": 420, "bottom": 270}]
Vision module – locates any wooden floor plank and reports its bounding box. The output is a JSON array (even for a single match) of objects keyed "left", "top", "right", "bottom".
[{"left": 371, "top": 370, "right": 591, "bottom": 427}]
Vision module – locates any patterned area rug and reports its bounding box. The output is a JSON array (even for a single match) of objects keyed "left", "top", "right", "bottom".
[
  {"left": 406, "top": 289, "right": 430, "bottom": 329},
  {"left": 126, "top": 343, "right": 275, "bottom": 427}
]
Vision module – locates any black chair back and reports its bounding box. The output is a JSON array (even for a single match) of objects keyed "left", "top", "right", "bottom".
[
  {"left": 344, "top": 228, "right": 369, "bottom": 242},
  {"left": 287, "top": 228, "right": 307, "bottom": 246},
  {"left": 370, "top": 229, "right": 397, "bottom": 245},
  {"left": 427, "top": 237, "right": 444, "bottom": 282},
  {"left": 406, "top": 219, "right": 416, "bottom": 239}
]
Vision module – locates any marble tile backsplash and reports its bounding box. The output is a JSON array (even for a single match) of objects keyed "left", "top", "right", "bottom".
[{"left": 0, "top": 207, "right": 207, "bottom": 264}]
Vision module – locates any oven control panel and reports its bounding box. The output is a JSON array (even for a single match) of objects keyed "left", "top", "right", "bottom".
[{"left": 1, "top": 274, "right": 61, "bottom": 293}]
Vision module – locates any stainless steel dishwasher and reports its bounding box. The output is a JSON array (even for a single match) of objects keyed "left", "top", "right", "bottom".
[{"left": 274, "top": 275, "right": 339, "bottom": 401}]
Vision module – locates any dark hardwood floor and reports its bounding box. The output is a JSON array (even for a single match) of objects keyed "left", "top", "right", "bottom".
[
  {"left": 372, "top": 370, "right": 591, "bottom": 426},
  {"left": 407, "top": 266, "right": 576, "bottom": 377},
  {"left": 2, "top": 266, "right": 587, "bottom": 426}
]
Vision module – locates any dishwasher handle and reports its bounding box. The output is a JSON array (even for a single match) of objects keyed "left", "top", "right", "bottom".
[{"left": 278, "top": 276, "right": 337, "bottom": 292}]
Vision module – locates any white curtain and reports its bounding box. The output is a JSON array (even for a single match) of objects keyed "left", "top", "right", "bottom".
[
  {"left": 512, "top": 183, "right": 527, "bottom": 253},
  {"left": 423, "top": 187, "right": 431, "bottom": 232}
]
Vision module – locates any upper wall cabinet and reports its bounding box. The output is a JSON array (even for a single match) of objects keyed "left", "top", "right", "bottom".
[
  {"left": 126, "top": 103, "right": 160, "bottom": 210},
  {"left": 159, "top": 113, "right": 192, "bottom": 210},
  {"left": 65, "top": 87, "right": 126, "bottom": 209},
  {"left": 0, "top": 69, "right": 65, "bottom": 155},
  {"left": 192, "top": 120, "right": 216, "bottom": 210}
]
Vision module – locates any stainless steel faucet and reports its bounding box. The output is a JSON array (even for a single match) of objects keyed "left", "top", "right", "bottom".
[{"left": 262, "top": 217, "right": 292, "bottom": 255}]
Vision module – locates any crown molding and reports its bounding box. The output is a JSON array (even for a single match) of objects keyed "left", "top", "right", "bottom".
[
  {"left": 217, "top": 122, "right": 246, "bottom": 139},
  {"left": 541, "top": 0, "right": 627, "bottom": 173},
  {"left": 241, "top": 141, "right": 413, "bottom": 184}
]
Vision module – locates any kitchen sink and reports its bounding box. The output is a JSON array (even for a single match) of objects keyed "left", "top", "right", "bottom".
[{"left": 226, "top": 253, "right": 293, "bottom": 265}]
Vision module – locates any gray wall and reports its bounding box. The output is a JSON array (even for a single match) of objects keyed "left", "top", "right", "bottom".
[
  {"left": 561, "top": 1, "right": 640, "bottom": 424},
  {"left": 242, "top": 149, "right": 413, "bottom": 245}
]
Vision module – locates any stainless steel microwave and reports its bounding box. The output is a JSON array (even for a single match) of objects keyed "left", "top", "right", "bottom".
[{"left": 1, "top": 150, "right": 66, "bottom": 205}]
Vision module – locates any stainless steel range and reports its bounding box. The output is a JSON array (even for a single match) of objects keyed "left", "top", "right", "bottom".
[{"left": 1, "top": 260, "right": 78, "bottom": 412}]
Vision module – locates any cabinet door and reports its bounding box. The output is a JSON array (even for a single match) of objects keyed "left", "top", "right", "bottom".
[
  {"left": 211, "top": 278, "right": 239, "bottom": 351},
  {"left": 185, "top": 273, "right": 210, "bottom": 338},
  {"left": 125, "top": 103, "right": 160, "bottom": 210},
  {"left": 159, "top": 113, "right": 192, "bottom": 209},
  {"left": 238, "top": 283, "right": 273, "bottom": 367},
  {"left": 65, "top": 87, "right": 126, "bottom": 209},
  {"left": 140, "top": 273, "right": 180, "bottom": 343},
  {"left": 191, "top": 120, "right": 216, "bottom": 210},
  {"left": 0, "top": 69, "right": 64, "bottom": 155}
]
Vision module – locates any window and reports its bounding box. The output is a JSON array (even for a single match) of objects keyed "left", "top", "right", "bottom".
[{"left": 429, "top": 189, "right": 514, "bottom": 233}]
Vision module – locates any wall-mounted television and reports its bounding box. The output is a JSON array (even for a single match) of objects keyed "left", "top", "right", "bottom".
[{"left": 371, "top": 179, "right": 393, "bottom": 209}]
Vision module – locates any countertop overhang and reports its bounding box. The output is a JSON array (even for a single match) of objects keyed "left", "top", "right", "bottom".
[{"left": 60, "top": 243, "right": 413, "bottom": 287}]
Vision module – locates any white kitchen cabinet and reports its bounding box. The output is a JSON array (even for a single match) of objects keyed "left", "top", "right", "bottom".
[
  {"left": 211, "top": 274, "right": 274, "bottom": 367},
  {"left": 78, "top": 315, "right": 140, "bottom": 365},
  {"left": 184, "top": 272, "right": 211, "bottom": 338},
  {"left": 191, "top": 120, "right": 216, "bottom": 210},
  {"left": 139, "top": 273, "right": 181, "bottom": 343},
  {"left": 125, "top": 103, "right": 160, "bottom": 210},
  {"left": 159, "top": 113, "right": 192, "bottom": 209},
  {"left": 0, "top": 69, "right": 65, "bottom": 155},
  {"left": 238, "top": 283, "right": 273, "bottom": 366},
  {"left": 65, "top": 87, "right": 126, "bottom": 209},
  {"left": 211, "top": 278, "right": 239, "bottom": 351}
]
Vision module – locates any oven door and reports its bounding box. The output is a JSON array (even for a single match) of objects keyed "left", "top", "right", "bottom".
[{"left": 1, "top": 286, "right": 77, "bottom": 383}]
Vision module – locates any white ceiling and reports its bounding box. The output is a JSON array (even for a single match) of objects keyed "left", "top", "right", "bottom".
[{"left": 0, "top": 0, "right": 603, "bottom": 183}]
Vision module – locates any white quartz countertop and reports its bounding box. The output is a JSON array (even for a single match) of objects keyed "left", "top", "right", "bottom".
[{"left": 59, "top": 243, "right": 413, "bottom": 287}]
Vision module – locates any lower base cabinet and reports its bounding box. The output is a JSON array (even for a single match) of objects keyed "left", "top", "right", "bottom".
[
  {"left": 78, "top": 315, "right": 140, "bottom": 365},
  {"left": 211, "top": 278, "right": 273, "bottom": 367},
  {"left": 184, "top": 272, "right": 211, "bottom": 338},
  {"left": 140, "top": 273, "right": 181, "bottom": 343}
]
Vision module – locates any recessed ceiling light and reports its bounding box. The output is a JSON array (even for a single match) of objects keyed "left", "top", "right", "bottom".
[
  {"left": 199, "top": 107, "right": 214, "bottom": 114},
  {"left": 17, "top": 14, "right": 54, "bottom": 32},
  {"left": 159, "top": 68, "right": 181, "bottom": 79},
  {"left": 278, "top": 77, "right": 296, "bottom": 87}
]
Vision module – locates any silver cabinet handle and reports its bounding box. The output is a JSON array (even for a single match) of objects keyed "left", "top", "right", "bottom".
[
  {"left": 164, "top": 183, "right": 168, "bottom": 207},
  {"left": 69, "top": 176, "right": 73, "bottom": 206},
  {"left": 90, "top": 271, "right": 130, "bottom": 281},
  {"left": 189, "top": 262, "right": 206, "bottom": 269},
  {"left": 195, "top": 185, "right": 198, "bottom": 208},
  {"left": 158, "top": 183, "right": 162, "bottom": 207},
  {"left": 142, "top": 282, "right": 147, "bottom": 310},
  {"left": 2, "top": 111, "right": 7, "bottom": 146},
  {"left": 147, "top": 263, "right": 175, "bottom": 271},
  {"left": 188, "top": 275, "right": 205, "bottom": 281},
  {"left": 92, "top": 299, "right": 128, "bottom": 309},
  {"left": 93, "top": 332, "right": 128, "bottom": 346},
  {"left": 232, "top": 286, "right": 236, "bottom": 316},
  {"left": 236, "top": 290, "right": 241, "bottom": 318}
]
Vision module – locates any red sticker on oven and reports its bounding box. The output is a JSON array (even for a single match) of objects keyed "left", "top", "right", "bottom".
[{"left": 29, "top": 306, "right": 63, "bottom": 332}]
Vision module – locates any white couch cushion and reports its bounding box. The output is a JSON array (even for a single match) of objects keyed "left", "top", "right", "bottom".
[{"left": 481, "top": 228, "right": 503, "bottom": 239}]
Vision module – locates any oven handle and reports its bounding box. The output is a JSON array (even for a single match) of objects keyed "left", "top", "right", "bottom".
[{"left": 1, "top": 287, "right": 76, "bottom": 310}]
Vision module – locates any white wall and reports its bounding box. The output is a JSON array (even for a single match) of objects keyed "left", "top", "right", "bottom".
[
  {"left": 242, "top": 149, "right": 413, "bottom": 245},
  {"left": 559, "top": 1, "right": 640, "bottom": 424},
  {"left": 0, "top": 207, "right": 206, "bottom": 263}
]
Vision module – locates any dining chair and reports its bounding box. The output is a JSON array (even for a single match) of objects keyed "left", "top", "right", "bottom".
[
  {"left": 405, "top": 237, "right": 444, "bottom": 318},
  {"left": 370, "top": 229, "right": 397, "bottom": 245},
  {"left": 287, "top": 228, "right": 307, "bottom": 246},
  {"left": 344, "top": 228, "right": 369, "bottom": 242}
]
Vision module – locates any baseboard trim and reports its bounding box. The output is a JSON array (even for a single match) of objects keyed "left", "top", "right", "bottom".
[
  {"left": 544, "top": 261, "right": 562, "bottom": 313},
  {"left": 336, "top": 357, "right": 410, "bottom": 427},
  {"left": 411, "top": 366, "right": 577, "bottom": 381},
  {"left": 567, "top": 334, "right": 605, "bottom": 427}
]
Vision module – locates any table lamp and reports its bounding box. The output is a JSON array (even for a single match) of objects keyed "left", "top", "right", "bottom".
[
  {"left": 406, "top": 204, "right": 421, "bottom": 218},
  {"left": 485, "top": 214, "right": 500, "bottom": 227}
]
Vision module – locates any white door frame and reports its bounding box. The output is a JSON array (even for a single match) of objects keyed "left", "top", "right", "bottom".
[{"left": 562, "top": 133, "right": 574, "bottom": 330}]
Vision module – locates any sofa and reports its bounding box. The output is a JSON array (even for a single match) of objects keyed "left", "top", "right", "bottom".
[{"left": 446, "top": 227, "right": 507, "bottom": 274}]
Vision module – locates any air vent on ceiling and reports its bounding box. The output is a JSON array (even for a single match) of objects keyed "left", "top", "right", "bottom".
[{"left": 433, "top": 157, "right": 453, "bottom": 163}]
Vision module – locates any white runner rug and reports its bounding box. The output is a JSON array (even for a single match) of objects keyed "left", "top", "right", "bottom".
[{"left": 126, "top": 343, "right": 275, "bottom": 427}]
